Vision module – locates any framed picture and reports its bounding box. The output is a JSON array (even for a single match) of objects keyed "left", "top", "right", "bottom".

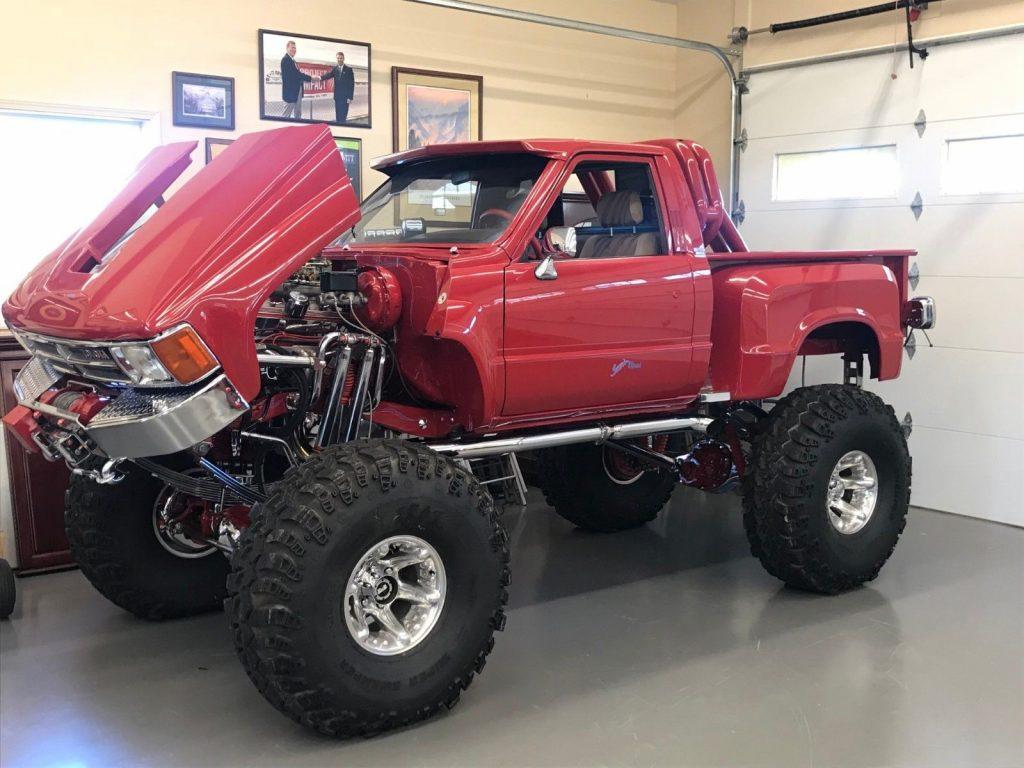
[
  {"left": 172, "top": 72, "right": 234, "bottom": 130},
  {"left": 259, "top": 29, "right": 371, "bottom": 128},
  {"left": 391, "top": 67, "right": 482, "bottom": 152},
  {"left": 333, "top": 136, "right": 363, "bottom": 200},
  {"left": 204, "top": 137, "right": 234, "bottom": 164}
]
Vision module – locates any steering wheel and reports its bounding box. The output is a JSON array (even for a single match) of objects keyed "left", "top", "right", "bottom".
[{"left": 478, "top": 208, "right": 543, "bottom": 260}]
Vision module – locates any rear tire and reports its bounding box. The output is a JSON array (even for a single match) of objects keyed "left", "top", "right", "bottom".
[
  {"left": 743, "top": 384, "right": 911, "bottom": 594},
  {"left": 0, "top": 558, "right": 15, "bottom": 619},
  {"left": 65, "top": 468, "right": 229, "bottom": 620},
  {"left": 227, "top": 440, "right": 510, "bottom": 738},
  {"left": 536, "top": 440, "right": 679, "bottom": 532}
]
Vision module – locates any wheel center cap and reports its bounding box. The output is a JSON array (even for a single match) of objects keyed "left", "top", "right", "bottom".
[{"left": 373, "top": 576, "right": 397, "bottom": 604}]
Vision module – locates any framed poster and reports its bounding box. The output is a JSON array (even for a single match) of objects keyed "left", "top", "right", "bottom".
[
  {"left": 172, "top": 72, "right": 234, "bottom": 130},
  {"left": 204, "top": 137, "right": 234, "bottom": 164},
  {"left": 259, "top": 29, "right": 371, "bottom": 128},
  {"left": 333, "top": 136, "right": 362, "bottom": 200},
  {"left": 391, "top": 67, "right": 482, "bottom": 152}
]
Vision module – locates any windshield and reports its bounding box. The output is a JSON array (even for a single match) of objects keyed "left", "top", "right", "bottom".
[{"left": 337, "top": 153, "right": 549, "bottom": 246}]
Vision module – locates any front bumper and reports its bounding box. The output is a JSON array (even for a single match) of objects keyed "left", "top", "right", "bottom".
[{"left": 10, "top": 357, "right": 249, "bottom": 459}]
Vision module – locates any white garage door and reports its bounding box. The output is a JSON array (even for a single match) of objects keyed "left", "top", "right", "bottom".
[{"left": 739, "top": 33, "right": 1024, "bottom": 526}]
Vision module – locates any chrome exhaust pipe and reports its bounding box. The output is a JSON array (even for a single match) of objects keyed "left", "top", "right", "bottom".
[{"left": 428, "top": 417, "right": 712, "bottom": 459}]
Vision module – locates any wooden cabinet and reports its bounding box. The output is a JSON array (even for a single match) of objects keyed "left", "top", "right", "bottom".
[{"left": 0, "top": 334, "right": 73, "bottom": 573}]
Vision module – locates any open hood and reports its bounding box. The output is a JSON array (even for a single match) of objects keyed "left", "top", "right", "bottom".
[{"left": 3, "top": 124, "right": 360, "bottom": 399}]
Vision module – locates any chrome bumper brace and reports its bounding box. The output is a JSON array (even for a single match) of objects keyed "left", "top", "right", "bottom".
[{"left": 14, "top": 357, "right": 249, "bottom": 460}]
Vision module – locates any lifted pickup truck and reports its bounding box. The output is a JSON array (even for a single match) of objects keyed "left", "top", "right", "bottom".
[{"left": 3, "top": 125, "right": 934, "bottom": 737}]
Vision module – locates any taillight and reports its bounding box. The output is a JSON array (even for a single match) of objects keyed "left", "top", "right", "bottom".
[
  {"left": 150, "top": 326, "right": 218, "bottom": 384},
  {"left": 904, "top": 296, "right": 936, "bottom": 330}
]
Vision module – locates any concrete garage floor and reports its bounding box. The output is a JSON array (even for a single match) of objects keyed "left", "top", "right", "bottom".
[{"left": 2, "top": 490, "right": 1022, "bottom": 768}]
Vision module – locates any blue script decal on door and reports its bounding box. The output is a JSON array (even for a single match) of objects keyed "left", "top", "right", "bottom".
[{"left": 611, "top": 359, "right": 642, "bottom": 377}]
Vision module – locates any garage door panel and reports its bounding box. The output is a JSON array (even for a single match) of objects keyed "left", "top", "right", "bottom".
[
  {"left": 742, "top": 125, "right": 914, "bottom": 211},
  {"left": 785, "top": 348, "right": 1024, "bottom": 441},
  {"left": 739, "top": 205, "right": 1024, "bottom": 279},
  {"left": 745, "top": 36, "right": 1023, "bottom": 524},
  {"left": 903, "top": 427, "right": 1024, "bottom": 526},
  {"left": 742, "top": 113, "right": 1024, "bottom": 212},
  {"left": 744, "top": 53, "right": 927, "bottom": 138},
  {"left": 744, "top": 35, "right": 1024, "bottom": 140},
  {"left": 917, "top": 276, "right": 1024, "bottom": 354}
]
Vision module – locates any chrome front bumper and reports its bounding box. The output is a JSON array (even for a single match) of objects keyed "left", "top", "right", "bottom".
[{"left": 14, "top": 357, "right": 249, "bottom": 459}]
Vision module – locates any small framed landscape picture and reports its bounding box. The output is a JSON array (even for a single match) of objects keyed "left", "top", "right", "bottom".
[
  {"left": 259, "top": 29, "right": 372, "bottom": 128},
  {"left": 172, "top": 72, "right": 235, "bottom": 130},
  {"left": 333, "top": 136, "right": 363, "bottom": 200},
  {"left": 391, "top": 67, "right": 482, "bottom": 152},
  {"left": 204, "top": 137, "right": 234, "bottom": 164}
]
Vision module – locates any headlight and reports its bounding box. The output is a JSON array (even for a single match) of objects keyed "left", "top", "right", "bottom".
[
  {"left": 111, "top": 325, "right": 218, "bottom": 386},
  {"left": 110, "top": 343, "right": 174, "bottom": 385}
]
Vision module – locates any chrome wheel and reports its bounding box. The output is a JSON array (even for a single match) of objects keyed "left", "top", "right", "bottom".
[
  {"left": 826, "top": 450, "right": 879, "bottom": 535},
  {"left": 344, "top": 535, "right": 446, "bottom": 656},
  {"left": 152, "top": 475, "right": 218, "bottom": 559}
]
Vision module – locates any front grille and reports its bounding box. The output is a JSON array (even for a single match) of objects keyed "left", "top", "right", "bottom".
[{"left": 16, "top": 333, "right": 131, "bottom": 385}]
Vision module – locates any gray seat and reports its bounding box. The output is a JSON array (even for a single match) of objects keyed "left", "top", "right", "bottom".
[{"left": 577, "top": 191, "right": 659, "bottom": 259}]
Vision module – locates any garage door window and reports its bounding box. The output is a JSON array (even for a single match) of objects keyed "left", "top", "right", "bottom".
[
  {"left": 773, "top": 145, "right": 899, "bottom": 202},
  {"left": 943, "top": 135, "right": 1024, "bottom": 195}
]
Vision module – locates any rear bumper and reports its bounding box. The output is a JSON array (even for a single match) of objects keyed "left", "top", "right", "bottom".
[{"left": 10, "top": 357, "right": 248, "bottom": 459}]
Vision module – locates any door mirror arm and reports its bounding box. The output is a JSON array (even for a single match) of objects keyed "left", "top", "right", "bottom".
[{"left": 534, "top": 255, "right": 558, "bottom": 281}]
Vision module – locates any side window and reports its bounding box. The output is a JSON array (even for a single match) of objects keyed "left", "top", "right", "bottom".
[{"left": 544, "top": 160, "right": 666, "bottom": 260}]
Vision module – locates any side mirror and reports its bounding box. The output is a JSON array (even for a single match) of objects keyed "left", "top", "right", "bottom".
[
  {"left": 545, "top": 226, "right": 577, "bottom": 257},
  {"left": 534, "top": 255, "right": 558, "bottom": 281}
]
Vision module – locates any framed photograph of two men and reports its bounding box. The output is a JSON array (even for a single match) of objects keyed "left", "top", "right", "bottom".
[{"left": 258, "top": 29, "right": 371, "bottom": 128}]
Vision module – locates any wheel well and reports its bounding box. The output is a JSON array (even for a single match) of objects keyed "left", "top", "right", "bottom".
[{"left": 798, "top": 321, "right": 882, "bottom": 378}]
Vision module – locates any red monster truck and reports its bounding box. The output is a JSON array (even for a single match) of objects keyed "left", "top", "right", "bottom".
[{"left": 3, "top": 125, "right": 934, "bottom": 736}]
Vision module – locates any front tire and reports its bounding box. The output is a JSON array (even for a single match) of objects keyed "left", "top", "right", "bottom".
[
  {"left": 227, "top": 440, "right": 510, "bottom": 738},
  {"left": 65, "top": 468, "right": 230, "bottom": 619},
  {"left": 743, "top": 384, "right": 911, "bottom": 594}
]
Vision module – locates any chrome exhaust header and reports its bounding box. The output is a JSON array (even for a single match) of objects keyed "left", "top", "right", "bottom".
[{"left": 428, "top": 417, "right": 712, "bottom": 459}]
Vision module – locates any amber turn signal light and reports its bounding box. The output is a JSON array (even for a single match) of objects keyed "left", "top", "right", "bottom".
[{"left": 150, "top": 326, "right": 218, "bottom": 384}]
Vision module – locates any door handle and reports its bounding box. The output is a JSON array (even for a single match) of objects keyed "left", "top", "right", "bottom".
[{"left": 534, "top": 255, "right": 558, "bottom": 281}]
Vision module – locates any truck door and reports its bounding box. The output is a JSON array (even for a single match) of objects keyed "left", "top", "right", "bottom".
[{"left": 502, "top": 156, "right": 700, "bottom": 416}]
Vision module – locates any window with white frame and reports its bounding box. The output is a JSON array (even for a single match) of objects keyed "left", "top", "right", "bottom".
[
  {"left": 773, "top": 145, "right": 899, "bottom": 202},
  {"left": 943, "top": 134, "right": 1024, "bottom": 195},
  {"left": 0, "top": 107, "right": 156, "bottom": 322}
]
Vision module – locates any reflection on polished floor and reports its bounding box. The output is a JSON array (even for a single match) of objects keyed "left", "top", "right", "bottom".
[{"left": 2, "top": 488, "right": 1022, "bottom": 768}]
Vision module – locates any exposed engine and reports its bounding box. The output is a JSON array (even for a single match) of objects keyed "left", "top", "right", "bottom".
[{"left": 7, "top": 258, "right": 408, "bottom": 554}]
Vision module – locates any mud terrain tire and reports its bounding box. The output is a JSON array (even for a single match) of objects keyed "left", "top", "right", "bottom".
[
  {"left": 537, "top": 441, "right": 679, "bottom": 532},
  {"left": 227, "top": 440, "right": 510, "bottom": 738},
  {"left": 0, "top": 558, "right": 15, "bottom": 619},
  {"left": 65, "top": 468, "right": 229, "bottom": 619},
  {"left": 743, "top": 384, "right": 911, "bottom": 594}
]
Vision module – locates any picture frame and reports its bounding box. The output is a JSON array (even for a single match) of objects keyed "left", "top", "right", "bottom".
[
  {"left": 259, "top": 29, "right": 372, "bottom": 128},
  {"left": 204, "top": 137, "right": 234, "bottom": 164},
  {"left": 333, "top": 136, "right": 363, "bottom": 200},
  {"left": 172, "top": 71, "right": 234, "bottom": 130},
  {"left": 391, "top": 67, "right": 482, "bottom": 152}
]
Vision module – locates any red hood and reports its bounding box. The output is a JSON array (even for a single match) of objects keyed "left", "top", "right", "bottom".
[{"left": 3, "top": 124, "right": 360, "bottom": 399}]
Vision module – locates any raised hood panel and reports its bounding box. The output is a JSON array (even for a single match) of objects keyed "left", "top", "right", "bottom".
[{"left": 4, "top": 124, "right": 360, "bottom": 399}]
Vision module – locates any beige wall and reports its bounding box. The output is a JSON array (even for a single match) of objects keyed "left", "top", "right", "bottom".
[
  {"left": 0, "top": 0, "right": 679, "bottom": 192},
  {"left": 674, "top": 2, "right": 738, "bottom": 179}
]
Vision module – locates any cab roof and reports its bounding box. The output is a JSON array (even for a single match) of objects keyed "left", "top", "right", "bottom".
[{"left": 372, "top": 138, "right": 677, "bottom": 170}]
